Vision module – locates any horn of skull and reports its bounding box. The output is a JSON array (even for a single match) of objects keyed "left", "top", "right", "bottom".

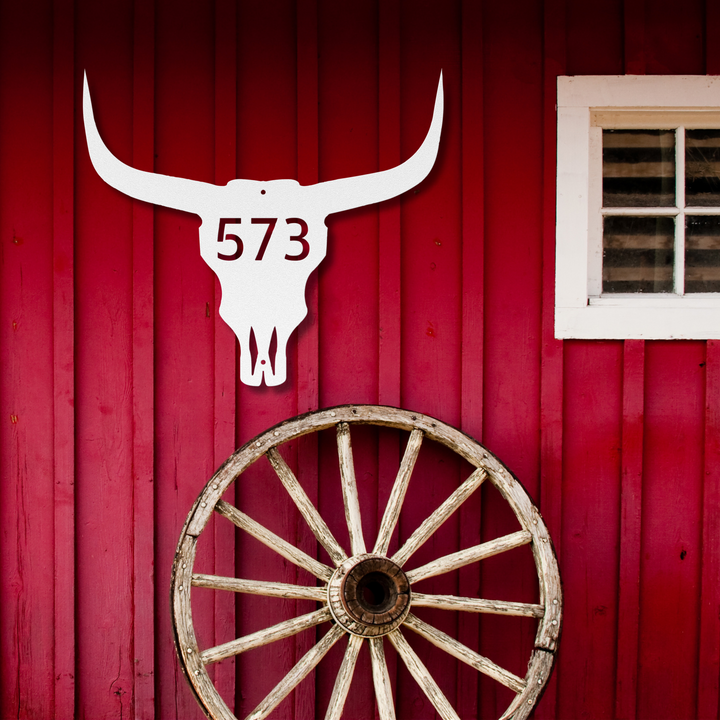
[{"left": 83, "top": 73, "right": 443, "bottom": 386}]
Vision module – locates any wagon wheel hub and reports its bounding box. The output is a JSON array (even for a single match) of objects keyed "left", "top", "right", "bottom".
[{"left": 328, "top": 554, "right": 411, "bottom": 637}]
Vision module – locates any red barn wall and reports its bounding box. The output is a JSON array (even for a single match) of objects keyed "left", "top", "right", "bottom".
[{"left": 1, "top": 1, "right": 719, "bottom": 718}]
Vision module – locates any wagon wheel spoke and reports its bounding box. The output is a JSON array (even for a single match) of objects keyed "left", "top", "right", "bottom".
[
  {"left": 245, "top": 624, "right": 346, "bottom": 720},
  {"left": 406, "top": 530, "right": 532, "bottom": 584},
  {"left": 387, "top": 628, "right": 460, "bottom": 720},
  {"left": 392, "top": 467, "right": 487, "bottom": 567},
  {"left": 200, "top": 607, "right": 331, "bottom": 665},
  {"left": 172, "top": 406, "right": 562, "bottom": 720},
  {"left": 369, "top": 638, "right": 396, "bottom": 720},
  {"left": 267, "top": 447, "right": 348, "bottom": 566},
  {"left": 403, "top": 613, "right": 526, "bottom": 693},
  {"left": 411, "top": 591, "right": 544, "bottom": 618},
  {"left": 192, "top": 574, "right": 326, "bottom": 602},
  {"left": 374, "top": 428, "right": 424, "bottom": 555},
  {"left": 216, "top": 499, "right": 333, "bottom": 581},
  {"left": 337, "top": 422, "right": 367, "bottom": 554},
  {"left": 324, "top": 634, "right": 363, "bottom": 720}
]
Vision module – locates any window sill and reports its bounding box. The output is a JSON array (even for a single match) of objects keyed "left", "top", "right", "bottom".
[{"left": 556, "top": 297, "right": 720, "bottom": 339}]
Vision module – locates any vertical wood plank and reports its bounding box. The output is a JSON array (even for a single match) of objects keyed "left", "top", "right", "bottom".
[
  {"left": 1, "top": 2, "right": 57, "bottom": 717},
  {"left": 535, "top": 0, "right": 566, "bottom": 716},
  {"left": 700, "top": 9, "right": 720, "bottom": 715},
  {"left": 296, "top": 3, "right": 320, "bottom": 717},
  {"left": 623, "top": 0, "right": 645, "bottom": 74},
  {"left": 698, "top": 341, "right": 720, "bottom": 720},
  {"left": 457, "top": 2, "right": 484, "bottom": 717},
  {"left": 377, "top": 1, "right": 402, "bottom": 710},
  {"left": 213, "top": 0, "right": 238, "bottom": 708},
  {"left": 638, "top": 343, "right": 705, "bottom": 720},
  {"left": 480, "top": 0, "right": 543, "bottom": 715},
  {"left": 378, "top": 0, "right": 402, "bottom": 411},
  {"left": 53, "top": 0, "right": 76, "bottom": 716},
  {"left": 397, "top": 4, "right": 463, "bottom": 716},
  {"left": 707, "top": 0, "right": 720, "bottom": 75},
  {"left": 131, "top": 1, "right": 156, "bottom": 716},
  {"left": 615, "top": 339, "right": 644, "bottom": 720},
  {"left": 637, "top": 9, "right": 705, "bottom": 719},
  {"left": 75, "top": 2, "right": 137, "bottom": 714},
  {"left": 317, "top": 1, "right": 379, "bottom": 409},
  {"left": 234, "top": 3, "right": 298, "bottom": 716},
  {"left": 297, "top": 0, "right": 320, "bottom": 414},
  {"left": 153, "top": 1, "right": 215, "bottom": 715}
]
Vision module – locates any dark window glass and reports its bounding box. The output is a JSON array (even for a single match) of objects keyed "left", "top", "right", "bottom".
[
  {"left": 685, "top": 215, "right": 720, "bottom": 291},
  {"left": 603, "top": 129, "right": 675, "bottom": 207},
  {"left": 685, "top": 130, "right": 720, "bottom": 207},
  {"left": 603, "top": 216, "right": 674, "bottom": 292}
]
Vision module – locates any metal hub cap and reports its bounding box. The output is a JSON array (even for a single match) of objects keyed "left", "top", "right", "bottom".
[{"left": 328, "top": 554, "right": 411, "bottom": 637}]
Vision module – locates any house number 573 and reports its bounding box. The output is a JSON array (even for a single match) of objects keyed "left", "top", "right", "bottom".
[{"left": 217, "top": 218, "right": 310, "bottom": 261}]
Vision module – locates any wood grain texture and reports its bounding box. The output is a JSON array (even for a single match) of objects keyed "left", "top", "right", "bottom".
[
  {"left": 246, "top": 625, "right": 345, "bottom": 720},
  {"left": 267, "top": 447, "right": 347, "bottom": 565},
  {"left": 403, "top": 613, "right": 526, "bottom": 693},
  {"left": 200, "top": 607, "right": 331, "bottom": 665},
  {"left": 388, "top": 629, "right": 460, "bottom": 720},
  {"left": 536, "top": 1, "right": 565, "bottom": 715},
  {"left": 323, "top": 633, "right": 362, "bottom": 720},
  {"left": 153, "top": 1, "right": 216, "bottom": 715},
  {"left": 216, "top": 500, "right": 333, "bottom": 581},
  {"left": 212, "top": 0, "right": 238, "bottom": 707},
  {"left": 131, "top": 0, "right": 156, "bottom": 715},
  {"left": 370, "top": 637, "right": 396, "bottom": 720},
  {"left": 374, "top": 428, "right": 423, "bottom": 555},
  {"left": 0, "top": 3, "right": 56, "bottom": 717},
  {"left": 53, "top": 0, "right": 76, "bottom": 716},
  {"left": 699, "top": 341, "right": 720, "bottom": 719},
  {"left": 615, "top": 340, "right": 645, "bottom": 720},
  {"left": 7, "top": 4, "right": 720, "bottom": 719}
]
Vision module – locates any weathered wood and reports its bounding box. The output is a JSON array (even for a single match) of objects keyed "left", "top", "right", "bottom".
[
  {"left": 392, "top": 467, "right": 487, "bottom": 567},
  {"left": 412, "top": 592, "right": 544, "bottom": 618},
  {"left": 200, "top": 607, "right": 331, "bottom": 665},
  {"left": 172, "top": 536, "right": 236, "bottom": 720},
  {"left": 403, "top": 613, "right": 525, "bottom": 693},
  {"left": 172, "top": 407, "right": 562, "bottom": 719},
  {"left": 369, "top": 638, "right": 396, "bottom": 720},
  {"left": 192, "top": 574, "right": 326, "bottom": 602},
  {"left": 387, "top": 629, "right": 460, "bottom": 720},
  {"left": 324, "top": 634, "right": 363, "bottom": 720},
  {"left": 245, "top": 625, "right": 345, "bottom": 720},
  {"left": 337, "top": 422, "right": 367, "bottom": 555},
  {"left": 267, "top": 447, "right": 348, "bottom": 565},
  {"left": 215, "top": 500, "right": 333, "bottom": 581},
  {"left": 498, "top": 649, "right": 556, "bottom": 720},
  {"left": 374, "top": 428, "right": 423, "bottom": 555},
  {"left": 406, "top": 530, "right": 532, "bottom": 584}
]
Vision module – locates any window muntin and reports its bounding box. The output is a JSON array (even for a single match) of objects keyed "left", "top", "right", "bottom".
[{"left": 599, "top": 125, "right": 720, "bottom": 295}]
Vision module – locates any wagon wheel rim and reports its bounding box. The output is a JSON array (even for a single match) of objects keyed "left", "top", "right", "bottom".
[{"left": 171, "top": 405, "right": 562, "bottom": 720}]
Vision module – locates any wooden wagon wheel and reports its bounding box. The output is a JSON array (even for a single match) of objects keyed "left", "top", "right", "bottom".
[{"left": 171, "top": 405, "right": 562, "bottom": 720}]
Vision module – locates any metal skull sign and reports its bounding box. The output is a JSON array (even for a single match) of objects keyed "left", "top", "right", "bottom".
[{"left": 83, "top": 73, "right": 443, "bottom": 386}]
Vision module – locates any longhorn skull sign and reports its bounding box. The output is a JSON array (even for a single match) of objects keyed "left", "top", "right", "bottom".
[{"left": 83, "top": 73, "right": 443, "bottom": 386}]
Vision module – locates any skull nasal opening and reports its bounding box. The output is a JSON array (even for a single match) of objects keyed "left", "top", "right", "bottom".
[{"left": 249, "top": 327, "right": 278, "bottom": 379}]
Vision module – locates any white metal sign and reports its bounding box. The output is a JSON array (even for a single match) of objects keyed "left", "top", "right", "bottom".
[{"left": 84, "top": 73, "right": 443, "bottom": 386}]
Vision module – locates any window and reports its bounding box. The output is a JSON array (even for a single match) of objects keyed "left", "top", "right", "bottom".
[{"left": 555, "top": 75, "right": 720, "bottom": 339}]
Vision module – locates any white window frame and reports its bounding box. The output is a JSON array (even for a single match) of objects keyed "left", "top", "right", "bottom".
[{"left": 556, "top": 75, "right": 720, "bottom": 339}]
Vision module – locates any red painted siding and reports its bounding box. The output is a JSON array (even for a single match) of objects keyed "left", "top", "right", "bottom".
[{"left": 1, "top": 1, "right": 719, "bottom": 719}]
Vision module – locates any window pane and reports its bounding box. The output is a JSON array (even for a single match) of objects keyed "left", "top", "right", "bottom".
[
  {"left": 685, "top": 215, "right": 720, "bottom": 291},
  {"left": 603, "top": 216, "right": 674, "bottom": 292},
  {"left": 603, "top": 129, "right": 675, "bottom": 207},
  {"left": 685, "top": 129, "right": 720, "bottom": 206}
]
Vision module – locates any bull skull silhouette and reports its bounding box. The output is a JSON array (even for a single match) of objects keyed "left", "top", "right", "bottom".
[{"left": 83, "top": 73, "right": 443, "bottom": 386}]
